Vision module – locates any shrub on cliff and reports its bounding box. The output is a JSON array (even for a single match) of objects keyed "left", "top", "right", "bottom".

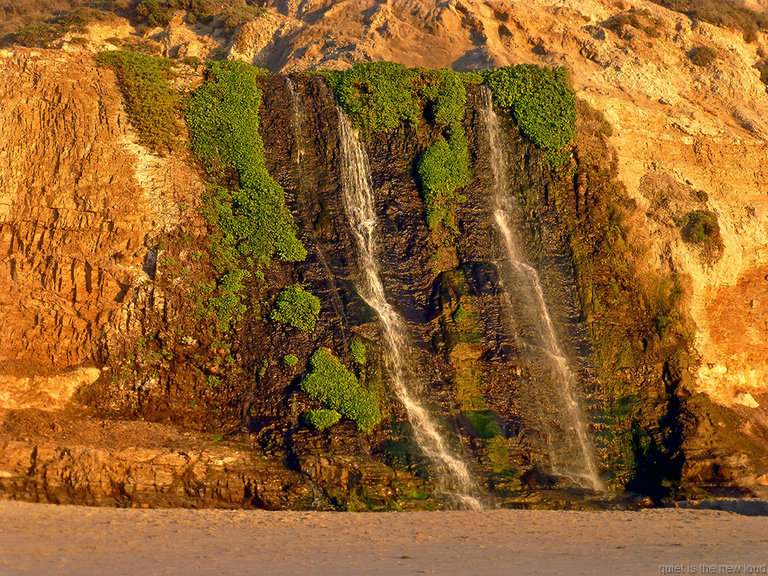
[
  {"left": 679, "top": 210, "right": 723, "bottom": 254},
  {"left": 188, "top": 61, "right": 306, "bottom": 264},
  {"left": 755, "top": 59, "right": 768, "bottom": 86},
  {"left": 299, "top": 349, "right": 381, "bottom": 432},
  {"left": 688, "top": 45, "right": 718, "bottom": 67},
  {"left": 415, "top": 68, "right": 467, "bottom": 128},
  {"left": 482, "top": 65, "right": 576, "bottom": 166},
  {"left": 187, "top": 60, "right": 306, "bottom": 330},
  {"left": 95, "top": 50, "right": 181, "bottom": 153},
  {"left": 134, "top": 0, "right": 215, "bottom": 27},
  {"left": 319, "top": 62, "right": 420, "bottom": 135},
  {"left": 271, "top": 285, "right": 321, "bottom": 333},
  {"left": 9, "top": 7, "right": 116, "bottom": 48},
  {"left": 649, "top": 0, "right": 768, "bottom": 42},
  {"left": 418, "top": 133, "right": 471, "bottom": 229},
  {"left": 602, "top": 8, "right": 664, "bottom": 39}
]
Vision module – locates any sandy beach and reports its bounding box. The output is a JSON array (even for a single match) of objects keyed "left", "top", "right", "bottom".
[{"left": 2, "top": 501, "right": 767, "bottom": 575}]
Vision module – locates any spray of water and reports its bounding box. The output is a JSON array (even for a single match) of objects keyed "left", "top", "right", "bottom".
[{"left": 479, "top": 87, "right": 604, "bottom": 492}]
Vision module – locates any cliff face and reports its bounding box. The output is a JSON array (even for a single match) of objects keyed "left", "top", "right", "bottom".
[
  {"left": 1, "top": 0, "right": 767, "bottom": 509},
  {"left": 0, "top": 50, "right": 193, "bottom": 407},
  {"left": 45, "top": 0, "right": 768, "bottom": 411}
]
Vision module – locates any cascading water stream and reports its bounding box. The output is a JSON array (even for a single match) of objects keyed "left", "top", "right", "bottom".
[
  {"left": 479, "top": 87, "right": 604, "bottom": 492},
  {"left": 336, "top": 108, "right": 483, "bottom": 509},
  {"left": 285, "top": 78, "right": 306, "bottom": 165},
  {"left": 285, "top": 77, "right": 348, "bottom": 337}
]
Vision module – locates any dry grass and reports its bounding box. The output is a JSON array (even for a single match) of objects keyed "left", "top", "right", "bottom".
[
  {"left": 649, "top": 0, "right": 768, "bottom": 41},
  {"left": 0, "top": 0, "right": 263, "bottom": 47}
]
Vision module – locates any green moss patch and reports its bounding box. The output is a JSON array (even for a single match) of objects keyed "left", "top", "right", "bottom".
[
  {"left": 271, "top": 285, "right": 321, "bottom": 333},
  {"left": 350, "top": 339, "right": 367, "bottom": 365},
  {"left": 300, "top": 349, "right": 382, "bottom": 432},
  {"left": 304, "top": 409, "right": 342, "bottom": 431},
  {"left": 465, "top": 410, "right": 503, "bottom": 440}
]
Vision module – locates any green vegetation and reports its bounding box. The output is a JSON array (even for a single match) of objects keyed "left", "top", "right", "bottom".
[
  {"left": 187, "top": 60, "right": 306, "bottom": 264},
  {"left": 350, "top": 339, "right": 367, "bottom": 365},
  {"left": 299, "top": 349, "right": 382, "bottom": 432},
  {"left": 304, "top": 409, "right": 342, "bottom": 431},
  {"left": 271, "top": 285, "right": 321, "bottom": 333},
  {"left": 182, "top": 55, "right": 203, "bottom": 69},
  {"left": 282, "top": 354, "right": 299, "bottom": 367},
  {"left": 1, "top": 1, "right": 271, "bottom": 47},
  {"left": 135, "top": 0, "right": 214, "bottom": 27},
  {"left": 417, "top": 133, "right": 471, "bottom": 229},
  {"left": 109, "top": 35, "right": 162, "bottom": 54},
  {"left": 95, "top": 50, "right": 181, "bottom": 153},
  {"left": 552, "top": 99, "right": 692, "bottom": 497},
  {"left": 679, "top": 210, "right": 720, "bottom": 244},
  {"left": 220, "top": 5, "right": 265, "bottom": 32},
  {"left": 417, "top": 69, "right": 468, "bottom": 128},
  {"left": 205, "top": 374, "right": 221, "bottom": 390},
  {"left": 465, "top": 410, "right": 503, "bottom": 440},
  {"left": 187, "top": 60, "right": 306, "bottom": 330},
  {"left": 688, "top": 45, "right": 718, "bottom": 67},
  {"left": 8, "top": 7, "right": 115, "bottom": 47},
  {"left": 452, "top": 304, "right": 467, "bottom": 324},
  {"left": 321, "top": 63, "right": 473, "bottom": 230},
  {"left": 415, "top": 70, "right": 472, "bottom": 229},
  {"left": 452, "top": 360, "right": 486, "bottom": 412},
  {"left": 319, "top": 62, "right": 420, "bottom": 135},
  {"left": 482, "top": 65, "right": 576, "bottom": 165},
  {"left": 678, "top": 210, "right": 723, "bottom": 263},
  {"left": 323, "top": 62, "right": 577, "bottom": 229},
  {"left": 651, "top": 274, "right": 687, "bottom": 338},
  {"left": 485, "top": 436, "right": 512, "bottom": 475},
  {"left": 755, "top": 59, "right": 768, "bottom": 87},
  {"left": 603, "top": 8, "right": 664, "bottom": 38}
]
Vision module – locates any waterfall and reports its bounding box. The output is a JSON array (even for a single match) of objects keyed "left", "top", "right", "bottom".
[
  {"left": 285, "top": 78, "right": 306, "bottom": 165},
  {"left": 479, "top": 87, "right": 604, "bottom": 492},
  {"left": 285, "top": 77, "right": 349, "bottom": 338},
  {"left": 336, "top": 108, "right": 483, "bottom": 509}
]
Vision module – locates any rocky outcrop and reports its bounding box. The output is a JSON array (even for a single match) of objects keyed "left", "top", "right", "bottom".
[
  {"left": 0, "top": 411, "right": 311, "bottom": 508},
  {"left": 0, "top": 48, "right": 204, "bottom": 410}
]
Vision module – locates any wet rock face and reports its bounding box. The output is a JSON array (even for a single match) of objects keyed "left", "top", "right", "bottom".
[{"left": 250, "top": 77, "right": 606, "bottom": 499}]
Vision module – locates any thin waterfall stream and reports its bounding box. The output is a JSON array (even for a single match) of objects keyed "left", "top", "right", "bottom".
[
  {"left": 479, "top": 87, "right": 604, "bottom": 492},
  {"left": 336, "top": 108, "right": 484, "bottom": 509},
  {"left": 285, "top": 77, "right": 349, "bottom": 339}
]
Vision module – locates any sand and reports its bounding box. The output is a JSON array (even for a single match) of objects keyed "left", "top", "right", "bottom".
[{"left": 2, "top": 501, "right": 768, "bottom": 575}]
